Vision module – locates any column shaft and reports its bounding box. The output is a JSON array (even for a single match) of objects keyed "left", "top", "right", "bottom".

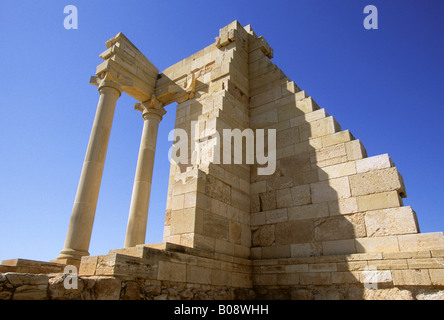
[
  {"left": 124, "top": 108, "right": 164, "bottom": 247},
  {"left": 58, "top": 82, "right": 121, "bottom": 262}
]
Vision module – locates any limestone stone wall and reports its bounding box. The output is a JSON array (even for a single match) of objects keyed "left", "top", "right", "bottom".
[
  {"left": 0, "top": 273, "right": 254, "bottom": 300},
  {"left": 253, "top": 249, "right": 444, "bottom": 300},
  {"left": 159, "top": 20, "right": 444, "bottom": 263},
  {"left": 1, "top": 246, "right": 443, "bottom": 300},
  {"left": 246, "top": 24, "right": 443, "bottom": 260},
  {"left": 162, "top": 21, "right": 252, "bottom": 259}
]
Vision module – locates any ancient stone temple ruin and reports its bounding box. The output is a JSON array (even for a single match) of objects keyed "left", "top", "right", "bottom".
[{"left": 1, "top": 21, "right": 443, "bottom": 300}]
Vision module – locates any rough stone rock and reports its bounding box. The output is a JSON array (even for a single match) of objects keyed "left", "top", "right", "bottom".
[{"left": 94, "top": 277, "right": 121, "bottom": 300}]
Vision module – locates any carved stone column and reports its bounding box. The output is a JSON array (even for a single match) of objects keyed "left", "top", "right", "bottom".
[
  {"left": 57, "top": 78, "right": 121, "bottom": 264},
  {"left": 124, "top": 96, "right": 166, "bottom": 248}
]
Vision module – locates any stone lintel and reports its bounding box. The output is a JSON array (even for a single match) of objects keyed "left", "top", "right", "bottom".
[{"left": 92, "top": 32, "right": 159, "bottom": 102}]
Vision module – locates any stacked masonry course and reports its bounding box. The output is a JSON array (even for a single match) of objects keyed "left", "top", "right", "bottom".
[{"left": 1, "top": 21, "right": 443, "bottom": 300}]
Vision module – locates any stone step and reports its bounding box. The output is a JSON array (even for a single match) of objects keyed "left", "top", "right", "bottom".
[{"left": 0, "top": 258, "right": 65, "bottom": 274}]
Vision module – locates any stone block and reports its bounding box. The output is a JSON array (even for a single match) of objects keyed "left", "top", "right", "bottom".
[
  {"left": 432, "top": 250, "right": 444, "bottom": 257},
  {"left": 277, "top": 273, "right": 300, "bottom": 285},
  {"left": 250, "top": 193, "right": 261, "bottom": 213},
  {"left": 265, "top": 208, "right": 288, "bottom": 224},
  {"left": 5, "top": 273, "right": 49, "bottom": 287},
  {"left": 407, "top": 258, "right": 444, "bottom": 269},
  {"left": 94, "top": 277, "right": 122, "bottom": 300},
  {"left": 383, "top": 251, "right": 431, "bottom": 260},
  {"left": 290, "top": 242, "right": 322, "bottom": 258},
  {"left": 171, "top": 194, "right": 184, "bottom": 211},
  {"left": 357, "top": 191, "right": 402, "bottom": 212},
  {"left": 359, "top": 270, "right": 393, "bottom": 285},
  {"left": 252, "top": 225, "right": 275, "bottom": 247},
  {"left": 345, "top": 253, "right": 383, "bottom": 261},
  {"left": 349, "top": 167, "right": 406, "bottom": 197},
  {"left": 318, "top": 161, "right": 356, "bottom": 181},
  {"left": 398, "top": 232, "right": 444, "bottom": 252},
  {"left": 288, "top": 202, "right": 329, "bottom": 221},
  {"left": 299, "top": 116, "right": 340, "bottom": 141},
  {"left": 337, "top": 261, "right": 368, "bottom": 271},
  {"left": 290, "top": 184, "right": 312, "bottom": 206},
  {"left": 429, "top": 269, "right": 444, "bottom": 286},
  {"left": 315, "top": 213, "right": 366, "bottom": 242},
  {"left": 251, "top": 212, "right": 265, "bottom": 226},
  {"left": 290, "top": 108, "right": 328, "bottom": 127},
  {"left": 322, "top": 239, "right": 357, "bottom": 255},
  {"left": 311, "top": 143, "right": 347, "bottom": 167},
  {"left": 345, "top": 140, "right": 367, "bottom": 161},
  {"left": 250, "top": 181, "right": 267, "bottom": 194},
  {"left": 206, "top": 175, "right": 231, "bottom": 204},
  {"left": 187, "top": 265, "right": 212, "bottom": 285},
  {"left": 250, "top": 109, "right": 278, "bottom": 128},
  {"left": 328, "top": 197, "right": 358, "bottom": 216},
  {"left": 364, "top": 206, "right": 419, "bottom": 237},
  {"left": 275, "top": 220, "right": 314, "bottom": 245},
  {"left": 211, "top": 268, "right": 232, "bottom": 286},
  {"left": 276, "top": 188, "right": 293, "bottom": 208},
  {"left": 355, "top": 236, "right": 399, "bottom": 253},
  {"left": 367, "top": 259, "right": 408, "bottom": 270},
  {"left": 170, "top": 208, "right": 196, "bottom": 235},
  {"left": 286, "top": 264, "right": 309, "bottom": 273},
  {"left": 276, "top": 126, "right": 300, "bottom": 148},
  {"left": 392, "top": 269, "right": 432, "bottom": 286},
  {"left": 296, "top": 97, "right": 320, "bottom": 113},
  {"left": 308, "top": 263, "right": 337, "bottom": 273},
  {"left": 355, "top": 153, "right": 394, "bottom": 173},
  {"left": 280, "top": 153, "right": 312, "bottom": 176},
  {"left": 79, "top": 256, "right": 98, "bottom": 276},
  {"left": 158, "top": 261, "right": 187, "bottom": 282},
  {"left": 321, "top": 130, "right": 354, "bottom": 148},
  {"left": 253, "top": 274, "right": 277, "bottom": 286},
  {"left": 332, "top": 272, "right": 360, "bottom": 284},
  {"left": 202, "top": 213, "right": 229, "bottom": 241},
  {"left": 261, "top": 245, "right": 291, "bottom": 259},
  {"left": 310, "top": 176, "right": 351, "bottom": 203},
  {"left": 259, "top": 191, "right": 276, "bottom": 211},
  {"left": 266, "top": 175, "right": 293, "bottom": 191},
  {"left": 300, "top": 272, "right": 332, "bottom": 285}
]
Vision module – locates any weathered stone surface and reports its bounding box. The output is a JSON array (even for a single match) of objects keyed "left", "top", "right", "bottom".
[
  {"left": 275, "top": 220, "right": 314, "bottom": 245},
  {"left": 288, "top": 202, "right": 329, "bottom": 220},
  {"left": 206, "top": 175, "right": 231, "bottom": 204},
  {"left": 318, "top": 161, "right": 356, "bottom": 181},
  {"left": 315, "top": 213, "right": 366, "bottom": 242},
  {"left": 349, "top": 167, "right": 405, "bottom": 197},
  {"left": 364, "top": 206, "right": 419, "bottom": 237},
  {"left": 357, "top": 191, "right": 402, "bottom": 212},
  {"left": 392, "top": 269, "right": 432, "bottom": 286},
  {"left": 5, "top": 273, "right": 49, "bottom": 287},
  {"left": 322, "top": 239, "right": 356, "bottom": 255},
  {"left": 355, "top": 153, "right": 393, "bottom": 173},
  {"left": 290, "top": 242, "right": 322, "bottom": 257},
  {"left": 300, "top": 272, "right": 331, "bottom": 285},
  {"left": 355, "top": 236, "right": 400, "bottom": 253},
  {"left": 259, "top": 191, "right": 276, "bottom": 211},
  {"left": 362, "top": 287, "right": 413, "bottom": 300},
  {"left": 252, "top": 225, "right": 275, "bottom": 247},
  {"left": 328, "top": 197, "right": 358, "bottom": 216},
  {"left": 94, "top": 277, "right": 122, "bottom": 300},
  {"left": 290, "top": 185, "right": 311, "bottom": 206},
  {"left": 398, "top": 232, "right": 444, "bottom": 251}
]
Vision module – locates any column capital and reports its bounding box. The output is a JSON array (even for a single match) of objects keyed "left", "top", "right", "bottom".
[
  {"left": 90, "top": 73, "right": 122, "bottom": 97},
  {"left": 135, "top": 95, "right": 166, "bottom": 121}
]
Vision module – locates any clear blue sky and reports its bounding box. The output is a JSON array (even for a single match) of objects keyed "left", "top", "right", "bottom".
[{"left": 1, "top": 0, "right": 443, "bottom": 262}]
